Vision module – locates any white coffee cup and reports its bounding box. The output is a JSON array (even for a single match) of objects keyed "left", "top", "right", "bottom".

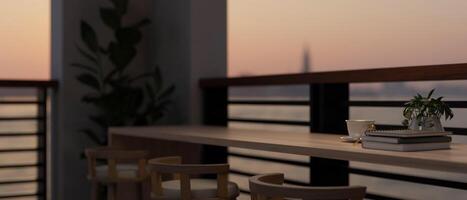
[{"left": 345, "top": 120, "right": 375, "bottom": 139}]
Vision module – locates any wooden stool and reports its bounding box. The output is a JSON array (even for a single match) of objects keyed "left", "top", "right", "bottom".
[
  {"left": 85, "top": 147, "right": 149, "bottom": 200},
  {"left": 148, "top": 156, "right": 239, "bottom": 200},
  {"left": 249, "top": 173, "right": 366, "bottom": 200}
]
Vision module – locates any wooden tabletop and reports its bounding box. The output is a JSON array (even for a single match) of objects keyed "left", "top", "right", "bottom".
[{"left": 109, "top": 125, "right": 467, "bottom": 174}]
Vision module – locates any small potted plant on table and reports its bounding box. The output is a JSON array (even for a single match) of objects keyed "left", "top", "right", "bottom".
[{"left": 403, "top": 89, "right": 454, "bottom": 131}]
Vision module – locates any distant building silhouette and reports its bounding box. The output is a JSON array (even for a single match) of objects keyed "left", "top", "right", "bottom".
[{"left": 302, "top": 45, "right": 312, "bottom": 73}]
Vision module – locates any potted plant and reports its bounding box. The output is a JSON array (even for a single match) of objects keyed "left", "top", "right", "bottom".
[
  {"left": 73, "top": 0, "right": 174, "bottom": 145},
  {"left": 402, "top": 89, "right": 453, "bottom": 131}
]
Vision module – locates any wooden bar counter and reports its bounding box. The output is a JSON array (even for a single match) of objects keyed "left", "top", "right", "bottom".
[{"left": 109, "top": 125, "right": 467, "bottom": 174}]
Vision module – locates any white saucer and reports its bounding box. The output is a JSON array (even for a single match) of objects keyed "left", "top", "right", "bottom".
[{"left": 340, "top": 136, "right": 359, "bottom": 142}]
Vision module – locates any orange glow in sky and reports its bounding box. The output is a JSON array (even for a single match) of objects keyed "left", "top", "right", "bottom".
[
  {"left": 1, "top": 1, "right": 467, "bottom": 79},
  {"left": 228, "top": 0, "right": 467, "bottom": 76},
  {"left": 0, "top": 0, "right": 50, "bottom": 80}
]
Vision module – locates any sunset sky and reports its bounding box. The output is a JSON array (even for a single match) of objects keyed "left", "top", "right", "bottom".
[
  {"left": 0, "top": 0, "right": 50, "bottom": 80},
  {"left": 2, "top": 1, "right": 467, "bottom": 79},
  {"left": 228, "top": 0, "right": 467, "bottom": 76}
]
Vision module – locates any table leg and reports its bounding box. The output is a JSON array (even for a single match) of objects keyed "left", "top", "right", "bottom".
[{"left": 309, "top": 157, "right": 349, "bottom": 186}]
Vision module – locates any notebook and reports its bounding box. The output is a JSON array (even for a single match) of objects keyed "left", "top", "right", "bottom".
[
  {"left": 361, "top": 136, "right": 452, "bottom": 144},
  {"left": 365, "top": 130, "right": 451, "bottom": 138},
  {"left": 362, "top": 141, "right": 451, "bottom": 152}
]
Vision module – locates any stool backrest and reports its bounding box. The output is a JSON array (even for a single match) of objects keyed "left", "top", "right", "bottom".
[
  {"left": 85, "top": 146, "right": 148, "bottom": 182},
  {"left": 249, "top": 173, "right": 366, "bottom": 200},
  {"left": 148, "top": 156, "right": 230, "bottom": 200}
]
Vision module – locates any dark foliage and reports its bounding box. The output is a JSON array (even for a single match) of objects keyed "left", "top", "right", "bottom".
[{"left": 73, "top": 0, "right": 174, "bottom": 145}]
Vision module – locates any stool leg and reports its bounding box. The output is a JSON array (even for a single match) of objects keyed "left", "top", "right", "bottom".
[
  {"left": 91, "top": 181, "right": 99, "bottom": 200},
  {"left": 107, "top": 184, "right": 116, "bottom": 200},
  {"left": 139, "top": 182, "right": 144, "bottom": 200},
  {"left": 143, "top": 179, "right": 151, "bottom": 200}
]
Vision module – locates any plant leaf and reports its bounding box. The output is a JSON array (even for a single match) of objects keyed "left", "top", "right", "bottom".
[
  {"left": 80, "top": 21, "right": 99, "bottom": 52},
  {"left": 156, "top": 85, "right": 175, "bottom": 100},
  {"left": 111, "top": 0, "right": 128, "bottom": 15},
  {"left": 99, "top": 46, "right": 108, "bottom": 54},
  {"left": 104, "top": 68, "right": 119, "bottom": 83},
  {"left": 77, "top": 73, "right": 101, "bottom": 91},
  {"left": 144, "top": 83, "right": 155, "bottom": 101},
  {"left": 116, "top": 27, "right": 142, "bottom": 46},
  {"left": 89, "top": 115, "right": 107, "bottom": 128},
  {"left": 427, "top": 89, "right": 435, "bottom": 99},
  {"left": 76, "top": 44, "right": 98, "bottom": 64},
  {"left": 80, "top": 129, "right": 105, "bottom": 145},
  {"left": 100, "top": 8, "right": 121, "bottom": 29},
  {"left": 71, "top": 63, "right": 98, "bottom": 74},
  {"left": 150, "top": 99, "right": 172, "bottom": 119},
  {"left": 130, "top": 18, "right": 151, "bottom": 28},
  {"left": 129, "top": 72, "right": 155, "bottom": 83},
  {"left": 82, "top": 94, "right": 100, "bottom": 104},
  {"left": 152, "top": 66, "right": 162, "bottom": 92},
  {"left": 108, "top": 42, "right": 136, "bottom": 69}
]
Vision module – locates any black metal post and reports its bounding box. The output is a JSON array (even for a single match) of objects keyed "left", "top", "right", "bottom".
[
  {"left": 37, "top": 87, "right": 48, "bottom": 200},
  {"left": 309, "top": 83, "right": 349, "bottom": 186},
  {"left": 202, "top": 87, "right": 228, "bottom": 164}
]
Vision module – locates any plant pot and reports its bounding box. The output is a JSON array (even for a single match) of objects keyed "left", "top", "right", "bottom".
[{"left": 408, "top": 116, "right": 444, "bottom": 132}]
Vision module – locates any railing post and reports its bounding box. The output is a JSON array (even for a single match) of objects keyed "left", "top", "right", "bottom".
[
  {"left": 309, "top": 83, "right": 349, "bottom": 186},
  {"left": 202, "top": 87, "right": 228, "bottom": 164},
  {"left": 37, "top": 87, "right": 48, "bottom": 200}
]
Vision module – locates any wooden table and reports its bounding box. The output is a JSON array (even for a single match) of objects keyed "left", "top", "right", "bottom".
[{"left": 109, "top": 125, "right": 467, "bottom": 174}]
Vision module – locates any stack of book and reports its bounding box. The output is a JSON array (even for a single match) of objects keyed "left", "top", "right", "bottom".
[{"left": 362, "top": 130, "right": 452, "bottom": 152}]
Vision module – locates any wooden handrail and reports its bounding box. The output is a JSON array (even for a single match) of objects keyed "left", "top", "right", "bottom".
[
  {"left": 0, "top": 80, "right": 58, "bottom": 88},
  {"left": 200, "top": 63, "right": 467, "bottom": 87}
]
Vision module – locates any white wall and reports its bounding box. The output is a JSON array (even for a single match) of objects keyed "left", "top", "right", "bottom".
[{"left": 51, "top": 0, "right": 226, "bottom": 199}]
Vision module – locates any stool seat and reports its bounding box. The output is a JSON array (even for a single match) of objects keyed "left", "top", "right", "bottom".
[
  {"left": 161, "top": 178, "right": 239, "bottom": 199},
  {"left": 95, "top": 164, "right": 141, "bottom": 179},
  {"left": 249, "top": 173, "right": 366, "bottom": 200}
]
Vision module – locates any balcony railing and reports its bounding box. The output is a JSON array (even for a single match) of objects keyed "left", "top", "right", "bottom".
[
  {"left": 200, "top": 63, "right": 467, "bottom": 200},
  {"left": 0, "top": 80, "right": 57, "bottom": 200}
]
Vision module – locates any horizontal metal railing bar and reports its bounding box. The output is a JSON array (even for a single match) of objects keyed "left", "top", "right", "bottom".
[
  {"left": 0, "top": 101, "right": 44, "bottom": 105},
  {"left": 350, "top": 100, "right": 467, "bottom": 108},
  {"left": 0, "top": 148, "right": 42, "bottom": 153},
  {"left": 349, "top": 168, "right": 467, "bottom": 190},
  {"left": 228, "top": 100, "right": 467, "bottom": 108},
  {"left": 0, "top": 80, "right": 57, "bottom": 88},
  {"left": 229, "top": 100, "right": 309, "bottom": 106},
  {"left": 365, "top": 193, "right": 404, "bottom": 200},
  {"left": 350, "top": 101, "right": 405, "bottom": 107},
  {"left": 0, "top": 164, "right": 42, "bottom": 169},
  {"left": 229, "top": 152, "right": 309, "bottom": 167},
  {"left": 239, "top": 189, "right": 250, "bottom": 194},
  {"left": 229, "top": 118, "right": 310, "bottom": 126},
  {"left": 230, "top": 169, "right": 309, "bottom": 186},
  {"left": 0, "top": 193, "right": 41, "bottom": 199},
  {"left": 0, "top": 133, "right": 41, "bottom": 137},
  {"left": 445, "top": 127, "right": 467, "bottom": 135},
  {"left": 229, "top": 119, "right": 467, "bottom": 135},
  {"left": 229, "top": 152, "right": 467, "bottom": 190},
  {"left": 200, "top": 63, "right": 467, "bottom": 87},
  {"left": 239, "top": 190, "right": 251, "bottom": 197},
  {"left": 0, "top": 117, "right": 43, "bottom": 121},
  {"left": 0, "top": 179, "right": 41, "bottom": 185}
]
